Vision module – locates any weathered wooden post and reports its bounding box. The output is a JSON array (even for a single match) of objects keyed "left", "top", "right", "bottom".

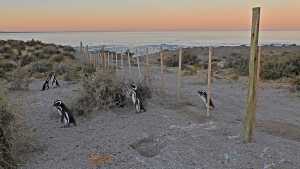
[
  {"left": 115, "top": 52, "right": 118, "bottom": 72},
  {"left": 107, "top": 51, "right": 110, "bottom": 69},
  {"left": 257, "top": 46, "right": 262, "bottom": 82},
  {"left": 92, "top": 54, "right": 95, "bottom": 68},
  {"left": 136, "top": 50, "right": 142, "bottom": 79},
  {"left": 160, "top": 48, "right": 165, "bottom": 93},
  {"left": 144, "top": 48, "right": 150, "bottom": 84},
  {"left": 177, "top": 48, "right": 183, "bottom": 103},
  {"left": 80, "top": 41, "right": 83, "bottom": 58},
  {"left": 207, "top": 47, "right": 213, "bottom": 117},
  {"left": 103, "top": 52, "right": 107, "bottom": 69},
  {"left": 244, "top": 7, "right": 261, "bottom": 143},
  {"left": 85, "top": 45, "right": 89, "bottom": 64},
  {"left": 121, "top": 52, "right": 124, "bottom": 70},
  {"left": 128, "top": 50, "right": 131, "bottom": 73},
  {"left": 100, "top": 46, "right": 104, "bottom": 68}
]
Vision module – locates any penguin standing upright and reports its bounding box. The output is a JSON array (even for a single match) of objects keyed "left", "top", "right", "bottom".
[
  {"left": 51, "top": 73, "right": 60, "bottom": 88},
  {"left": 42, "top": 79, "right": 50, "bottom": 91},
  {"left": 197, "top": 90, "right": 215, "bottom": 110},
  {"left": 53, "top": 100, "right": 76, "bottom": 127},
  {"left": 41, "top": 72, "right": 60, "bottom": 91},
  {"left": 129, "top": 83, "right": 146, "bottom": 113}
]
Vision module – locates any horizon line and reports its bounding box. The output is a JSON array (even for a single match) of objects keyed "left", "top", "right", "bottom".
[{"left": 1, "top": 29, "right": 300, "bottom": 33}]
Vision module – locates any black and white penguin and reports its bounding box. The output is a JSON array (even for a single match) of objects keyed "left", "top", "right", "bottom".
[
  {"left": 51, "top": 73, "right": 60, "bottom": 88},
  {"left": 53, "top": 100, "right": 76, "bottom": 127},
  {"left": 129, "top": 83, "right": 146, "bottom": 113},
  {"left": 197, "top": 90, "right": 215, "bottom": 109},
  {"left": 49, "top": 72, "right": 60, "bottom": 88},
  {"left": 42, "top": 78, "right": 50, "bottom": 91}
]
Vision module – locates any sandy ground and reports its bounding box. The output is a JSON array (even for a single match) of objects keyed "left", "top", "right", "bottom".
[{"left": 9, "top": 67, "right": 300, "bottom": 169}]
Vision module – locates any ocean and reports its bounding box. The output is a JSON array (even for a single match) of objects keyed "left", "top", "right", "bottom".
[{"left": 1, "top": 31, "right": 300, "bottom": 53}]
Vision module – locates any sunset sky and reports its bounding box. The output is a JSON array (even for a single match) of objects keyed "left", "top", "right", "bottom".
[{"left": 0, "top": 0, "right": 299, "bottom": 32}]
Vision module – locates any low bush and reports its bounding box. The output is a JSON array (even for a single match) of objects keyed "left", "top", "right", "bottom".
[
  {"left": 164, "top": 53, "right": 200, "bottom": 67},
  {"left": 224, "top": 54, "right": 249, "bottom": 76},
  {"left": 261, "top": 54, "right": 300, "bottom": 80},
  {"left": 0, "top": 61, "right": 18, "bottom": 72},
  {"left": 73, "top": 70, "right": 152, "bottom": 116},
  {"left": 290, "top": 76, "right": 300, "bottom": 92},
  {"left": 62, "top": 65, "right": 82, "bottom": 81},
  {"left": 0, "top": 88, "right": 16, "bottom": 169},
  {"left": 9, "top": 68, "right": 31, "bottom": 91},
  {"left": 82, "top": 64, "right": 96, "bottom": 74},
  {"left": 31, "top": 62, "right": 53, "bottom": 73},
  {"left": 50, "top": 54, "right": 64, "bottom": 63}
]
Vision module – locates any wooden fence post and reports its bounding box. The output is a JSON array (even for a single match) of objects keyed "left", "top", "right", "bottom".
[
  {"left": 160, "top": 48, "right": 165, "bottom": 93},
  {"left": 94, "top": 54, "right": 97, "bottom": 68},
  {"left": 207, "top": 47, "right": 213, "bottom": 117},
  {"left": 115, "top": 52, "right": 118, "bottom": 72},
  {"left": 244, "top": 7, "right": 261, "bottom": 143},
  {"left": 136, "top": 51, "right": 141, "bottom": 79},
  {"left": 121, "top": 52, "right": 124, "bottom": 70},
  {"left": 80, "top": 41, "right": 83, "bottom": 58},
  {"left": 145, "top": 48, "right": 150, "bottom": 84},
  {"left": 107, "top": 52, "right": 110, "bottom": 69},
  {"left": 177, "top": 48, "right": 183, "bottom": 102},
  {"left": 128, "top": 51, "right": 131, "bottom": 73},
  {"left": 257, "top": 46, "right": 262, "bottom": 82}
]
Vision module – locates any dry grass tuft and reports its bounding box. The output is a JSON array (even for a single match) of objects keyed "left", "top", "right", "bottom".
[
  {"left": 0, "top": 88, "right": 16, "bottom": 169},
  {"left": 0, "top": 86, "right": 34, "bottom": 169},
  {"left": 72, "top": 70, "right": 152, "bottom": 116},
  {"left": 88, "top": 153, "right": 112, "bottom": 168}
]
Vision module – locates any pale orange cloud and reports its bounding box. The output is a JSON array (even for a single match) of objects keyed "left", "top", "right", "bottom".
[{"left": 0, "top": 0, "right": 299, "bottom": 31}]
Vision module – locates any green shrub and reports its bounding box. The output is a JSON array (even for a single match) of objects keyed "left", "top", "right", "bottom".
[
  {"left": 224, "top": 54, "right": 249, "bottom": 76},
  {"left": 82, "top": 64, "right": 96, "bottom": 74},
  {"left": 261, "top": 54, "right": 300, "bottom": 80},
  {"left": 164, "top": 53, "right": 200, "bottom": 67},
  {"left": 20, "top": 55, "right": 34, "bottom": 66},
  {"left": 31, "top": 62, "right": 53, "bottom": 73},
  {"left": 63, "top": 65, "right": 82, "bottom": 81},
  {"left": 51, "top": 54, "right": 64, "bottom": 63},
  {"left": 0, "top": 61, "right": 17, "bottom": 72}
]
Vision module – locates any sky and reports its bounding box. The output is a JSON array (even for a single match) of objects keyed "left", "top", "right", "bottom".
[{"left": 0, "top": 0, "right": 299, "bottom": 32}]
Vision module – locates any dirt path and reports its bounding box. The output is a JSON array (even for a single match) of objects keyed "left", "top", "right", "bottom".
[{"left": 9, "top": 72, "right": 300, "bottom": 169}]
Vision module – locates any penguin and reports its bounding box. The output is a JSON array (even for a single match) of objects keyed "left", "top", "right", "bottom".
[
  {"left": 129, "top": 83, "right": 146, "bottom": 113},
  {"left": 197, "top": 90, "right": 215, "bottom": 110},
  {"left": 53, "top": 100, "right": 76, "bottom": 127},
  {"left": 51, "top": 73, "right": 60, "bottom": 88},
  {"left": 42, "top": 78, "right": 50, "bottom": 91}
]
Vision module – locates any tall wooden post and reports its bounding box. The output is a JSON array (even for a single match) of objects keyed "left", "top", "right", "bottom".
[
  {"left": 121, "top": 52, "right": 124, "bottom": 70},
  {"left": 115, "top": 52, "right": 118, "bottom": 72},
  {"left": 85, "top": 45, "right": 89, "bottom": 64},
  {"left": 128, "top": 51, "right": 131, "bottom": 73},
  {"left": 160, "top": 48, "right": 165, "bottom": 93},
  {"left": 244, "top": 7, "right": 261, "bottom": 143},
  {"left": 145, "top": 48, "right": 150, "bottom": 84},
  {"left": 137, "top": 54, "right": 141, "bottom": 79},
  {"left": 207, "top": 47, "right": 213, "bottom": 117},
  {"left": 99, "top": 52, "right": 102, "bottom": 68},
  {"left": 107, "top": 52, "right": 110, "bottom": 69},
  {"left": 94, "top": 54, "right": 97, "bottom": 68},
  {"left": 80, "top": 41, "right": 83, "bottom": 58},
  {"left": 257, "top": 46, "right": 262, "bottom": 82},
  {"left": 177, "top": 48, "right": 183, "bottom": 102},
  {"left": 104, "top": 52, "right": 107, "bottom": 69}
]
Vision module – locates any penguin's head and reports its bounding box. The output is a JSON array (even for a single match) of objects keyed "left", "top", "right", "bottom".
[
  {"left": 130, "top": 83, "right": 137, "bottom": 91},
  {"left": 197, "top": 90, "right": 206, "bottom": 97},
  {"left": 53, "top": 99, "right": 63, "bottom": 107}
]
